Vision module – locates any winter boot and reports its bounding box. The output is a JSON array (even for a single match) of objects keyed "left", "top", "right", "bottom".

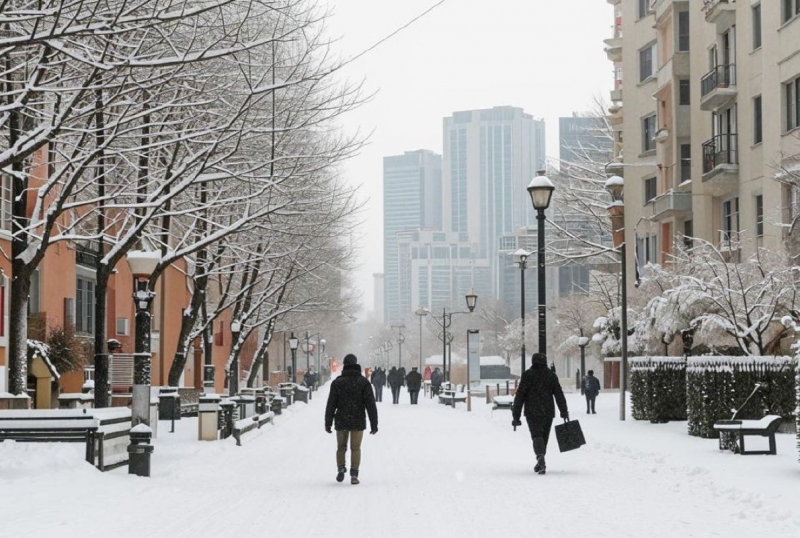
[
  {"left": 350, "top": 469, "right": 360, "bottom": 485},
  {"left": 336, "top": 466, "right": 346, "bottom": 483},
  {"left": 533, "top": 437, "right": 547, "bottom": 475}
]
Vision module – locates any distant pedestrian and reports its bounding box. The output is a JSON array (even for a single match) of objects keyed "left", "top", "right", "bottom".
[
  {"left": 324, "top": 354, "right": 378, "bottom": 485},
  {"left": 582, "top": 370, "right": 601, "bottom": 414},
  {"left": 371, "top": 368, "right": 385, "bottom": 403},
  {"left": 430, "top": 367, "right": 443, "bottom": 396},
  {"left": 398, "top": 366, "right": 407, "bottom": 387},
  {"left": 423, "top": 365, "right": 432, "bottom": 381},
  {"left": 405, "top": 367, "right": 423, "bottom": 404},
  {"left": 512, "top": 353, "right": 569, "bottom": 475},
  {"left": 388, "top": 366, "right": 402, "bottom": 404}
]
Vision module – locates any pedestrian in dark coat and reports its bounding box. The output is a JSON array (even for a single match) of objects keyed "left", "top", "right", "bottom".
[
  {"left": 582, "top": 370, "right": 601, "bottom": 414},
  {"left": 388, "top": 366, "right": 402, "bottom": 404},
  {"left": 512, "top": 353, "right": 569, "bottom": 475},
  {"left": 371, "top": 368, "right": 384, "bottom": 403},
  {"left": 405, "top": 367, "right": 423, "bottom": 404},
  {"left": 324, "top": 354, "right": 378, "bottom": 485},
  {"left": 398, "top": 366, "right": 406, "bottom": 387},
  {"left": 430, "top": 367, "right": 443, "bottom": 396}
]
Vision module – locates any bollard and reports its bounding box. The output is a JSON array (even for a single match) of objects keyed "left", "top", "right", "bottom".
[
  {"left": 505, "top": 380, "right": 509, "bottom": 395},
  {"left": 467, "top": 390, "right": 471, "bottom": 412},
  {"left": 486, "top": 385, "right": 490, "bottom": 404},
  {"left": 128, "top": 424, "right": 153, "bottom": 477}
]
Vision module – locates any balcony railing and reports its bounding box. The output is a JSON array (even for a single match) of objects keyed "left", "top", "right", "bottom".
[
  {"left": 700, "top": 64, "right": 736, "bottom": 98},
  {"left": 702, "top": 133, "right": 738, "bottom": 174}
]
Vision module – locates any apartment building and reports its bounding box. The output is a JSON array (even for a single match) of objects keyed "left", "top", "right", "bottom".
[{"left": 605, "top": 0, "right": 800, "bottom": 280}]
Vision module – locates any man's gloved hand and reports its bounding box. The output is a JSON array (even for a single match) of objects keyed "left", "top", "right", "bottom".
[
  {"left": 325, "top": 426, "right": 332, "bottom": 434},
  {"left": 370, "top": 427, "right": 378, "bottom": 435},
  {"left": 561, "top": 411, "right": 569, "bottom": 420},
  {"left": 511, "top": 419, "right": 522, "bottom": 428}
]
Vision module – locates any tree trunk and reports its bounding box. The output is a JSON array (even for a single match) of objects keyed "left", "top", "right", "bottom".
[{"left": 8, "top": 271, "right": 31, "bottom": 394}]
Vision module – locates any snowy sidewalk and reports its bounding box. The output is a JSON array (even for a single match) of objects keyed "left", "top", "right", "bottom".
[{"left": 1, "top": 384, "right": 798, "bottom": 538}]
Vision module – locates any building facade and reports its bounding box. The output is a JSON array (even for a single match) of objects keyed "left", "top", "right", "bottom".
[
  {"left": 383, "top": 150, "right": 442, "bottom": 325},
  {"left": 603, "top": 0, "right": 800, "bottom": 284}
]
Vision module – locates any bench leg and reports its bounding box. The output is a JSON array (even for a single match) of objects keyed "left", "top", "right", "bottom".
[
  {"left": 738, "top": 432, "right": 745, "bottom": 455},
  {"left": 769, "top": 434, "right": 776, "bottom": 456}
]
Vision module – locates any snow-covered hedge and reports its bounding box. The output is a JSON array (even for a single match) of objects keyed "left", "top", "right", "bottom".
[
  {"left": 686, "top": 356, "right": 796, "bottom": 439},
  {"left": 630, "top": 357, "right": 687, "bottom": 422}
]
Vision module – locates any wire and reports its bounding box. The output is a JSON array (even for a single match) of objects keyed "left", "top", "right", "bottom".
[{"left": 341, "top": 0, "right": 449, "bottom": 67}]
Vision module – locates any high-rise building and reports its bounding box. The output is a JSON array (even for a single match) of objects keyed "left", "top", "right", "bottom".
[
  {"left": 442, "top": 106, "right": 546, "bottom": 298},
  {"left": 559, "top": 115, "right": 613, "bottom": 166},
  {"left": 383, "top": 150, "right": 442, "bottom": 324},
  {"left": 373, "top": 273, "right": 384, "bottom": 324},
  {"left": 603, "top": 0, "right": 800, "bottom": 286}
]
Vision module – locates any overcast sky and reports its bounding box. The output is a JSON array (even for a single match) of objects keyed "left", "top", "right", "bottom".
[{"left": 324, "top": 0, "right": 613, "bottom": 318}]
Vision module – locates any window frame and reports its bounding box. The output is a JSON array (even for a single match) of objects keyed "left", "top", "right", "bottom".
[
  {"left": 679, "top": 79, "right": 691, "bottom": 106},
  {"left": 639, "top": 43, "right": 655, "bottom": 82},
  {"left": 753, "top": 95, "right": 763, "bottom": 144},
  {"left": 642, "top": 114, "right": 657, "bottom": 153},
  {"left": 75, "top": 273, "right": 96, "bottom": 335},
  {"left": 644, "top": 176, "right": 657, "bottom": 205},
  {"left": 678, "top": 11, "right": 690, "bottom": 52},
  {"left": 752, "top": 4, "right": 762, "bottom": 50},
  {"left": 755, "top": 194, "right": 764, "bottom": 237},
  {"left": 786, "top": 75, "right": 800, "bottom": 132}
]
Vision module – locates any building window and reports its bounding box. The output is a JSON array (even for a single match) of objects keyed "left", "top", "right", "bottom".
[
  {"left": 28, "top": 269, "right": 40, "bottom": 315},
  {"left": 683, "top": 220, "right": 693, "bottom": 250},
  {"left": 0, "top": 175, "right": 11, "bottom": 232},
  {"left": 642, "top": 114, "right": 656, "bottom": 153},
  {"left": 753, "top": 4, "right": 762, "bottom": 50},
  {"left": 786, "top": 75, "right": 800, "bottom": 131},
  {"left": 753, "top": 95, "right": 763, "bottom": 144},
  {"left": 783, "top": 0, "right": 800, "bottom": 24},
  {"left": 679, "top": 80, "right": 690, "bottom": 105},
  {"left": 680, "top": 144, "right": 691, "bottom": 182},
  {"left": 76, "top": 276, "right": 96, "bottom": 335},
  {"left": 755, "top": 195, "right": 764, "bottom": 237},
  {"left": 638, "top": 0, "right": 650, "bottom": 19},
  {"left": 722, "top": 197, "right": 740, "bottom": 244},
  {"left": 639, "top": 44, "right": 654, "bottom": 82},
  {"left": 644, "top": 177, "right": 657, "bottom": 204},
  {"left": 678, "top": 11, "right": 690, "bottom": 52}
]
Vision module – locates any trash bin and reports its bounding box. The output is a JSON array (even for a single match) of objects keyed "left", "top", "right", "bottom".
[
  {"left": 158, "top": 387, "right": 181, "bottom": 421},
  {"left": 294, "top": 385, "right": 309, "bottom": 404}
]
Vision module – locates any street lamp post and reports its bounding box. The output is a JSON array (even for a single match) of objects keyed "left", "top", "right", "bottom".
[
  {"left": 391, "top": 325, "right": 406, "bottom": 368},
  {"left": 605, "top": 175, "right": 629, "bottom": 421},
  {"left": 527, "top": 170, "right": 555, "bottom": 356},
  {"left": 415, "top": 307, "right": 427, "bottom": 371},
  {"left": 126, "top": 250, "right": 159, "bottom": 428},
  {"left": 288, "top": 333, "right": 299, "bottom": 384},
  {"left": 514, "top": 249, "right": 531, "bottom": 374},
  {"left": 577, "top": 336, "right": 590, "bottom": 384},
  {"left": 229, "top": 320, "right": 241, "bottom": 397},
  {"left": 427, "top": 290, "right": 478, "bottom": 383}
]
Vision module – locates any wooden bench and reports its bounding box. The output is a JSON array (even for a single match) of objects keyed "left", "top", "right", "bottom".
[
  {"left": 437, "top": 390, "right": 467, "bottom": 407},
  {"left": 232, "top": 411, "right": 274, "bottom": 446},
  {"left": 713, "top": 415, "right": 782, "bottom": 455},
  {"left": 0, "top": 411, "right": 99, "bottom": 464}
]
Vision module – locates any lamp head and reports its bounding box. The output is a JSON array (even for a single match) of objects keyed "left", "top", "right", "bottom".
[
  {"left": 465, "top": 288, "right": 478, "bottom": 312},
  {"left": 604, "top": 175, "right": 625, "bottom": 201},
  {"left": 527, "top": 170, "right": 555, "bottom": 210},
  {"left": 513, "top": 248, "right": 531, "bottom": 264},
  {"left": 288, "top": 333, "right": 299, "bottom": 350},
  {"left": 230, "top": 320, "right": 241, "bottom": 334}
]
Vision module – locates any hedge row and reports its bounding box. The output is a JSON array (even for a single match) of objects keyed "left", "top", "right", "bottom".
[
  {"left": 686, "top": 356, "right": 796, "bottom": 439},
  {"left": 630, "top": 357, "right": 687, "bottom": 422}
]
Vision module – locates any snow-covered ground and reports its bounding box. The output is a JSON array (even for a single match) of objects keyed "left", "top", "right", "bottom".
[{"left": 1, "top": 381, "right": 798, "bottom": 538}]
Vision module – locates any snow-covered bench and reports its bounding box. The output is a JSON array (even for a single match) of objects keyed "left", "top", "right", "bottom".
[
  {"left": 438, "top": 390, "right": 467, "bottom": 407},
  {"left": 0, "top": 410, "right": 99, "bottom": 464},
  {"left": 712, "top": 415, "right": 782, "bottom": 455},
  {"left": 232, "top": 411, "right": 275, "bottom": 446},
  {"left": 492, "top": 395, "right": 515, "bottom": 415}
]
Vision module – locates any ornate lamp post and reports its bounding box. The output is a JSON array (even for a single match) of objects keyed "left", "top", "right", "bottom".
[
  {"left": 415, "top": 307, "right": 427, "bottom": 371},
  {"left": 229, "top": 320, "right": 241, "bottom": 397},
  {"left": 514, "top": 249, "right": 531, "bottom": 373},
  {"left": 392, "top": 325, "right": 406, "bottom": 367},
  {"left": 527, "top": 170, "right": 555, "bottom": 356},
  {"left": 605, "top": 175, "right": 629, "bottom": 421},
  {"left": 288, "top": 333, "right": 299, "bottom": 383},
  {"left": 383, "top": 340, "right": 393, "bottom": 369},
  {"left": 126, "top": 249, "right": 160, "bottom": 427}
]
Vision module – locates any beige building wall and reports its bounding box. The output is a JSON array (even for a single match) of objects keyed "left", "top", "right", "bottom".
[{"left": 606, "top": 0, "right": 800, "bottom": 289}]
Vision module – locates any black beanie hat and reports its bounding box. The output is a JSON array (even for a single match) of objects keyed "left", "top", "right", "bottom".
[{"left": 343, "top": 354, "right": 357, "bottom": 366}]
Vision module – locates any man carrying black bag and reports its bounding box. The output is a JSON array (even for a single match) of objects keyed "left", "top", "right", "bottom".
[{"left": 512, "top": 352, "right": 569, "bottom": 475}]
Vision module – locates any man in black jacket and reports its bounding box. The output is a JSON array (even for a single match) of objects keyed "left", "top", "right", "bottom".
[
  {"left": 512, "top": 352, "right": 569, "bottom": 475},
  {"left": 371, "top": 368, "right": 384, "bottom": 403},
  {"left": 325, "top": 354, "right": 378, "bottom": 485},
  {"left": 405, "top": 366, "right": 423, "bottom": 404},
  {"left": 582, "top": 370, "right": 601, "bottom": 414}
]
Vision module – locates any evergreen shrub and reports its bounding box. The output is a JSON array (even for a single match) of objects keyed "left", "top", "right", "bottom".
[
  {"left": 630, "top": 357, "right": 687, "bottom": 422},
  {"left": 686, "top": 356, "right": 796, "bottom": 439}
]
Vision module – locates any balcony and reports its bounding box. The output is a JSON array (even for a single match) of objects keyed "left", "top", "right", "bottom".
[
  {"left": 700, "top": 64, "right": 736, "bottom": 111},
  {"left": 604, "top": 36, "right": 622, "bottom": 63},
  {"left": 649, "top": 190, "right": 692, "bottom": 220},
  {"left": 702, "top": 133, "right": 738, "bottom": 180},
  {"left": 702, "top": 0, "right": 736, "bottom": 29}
]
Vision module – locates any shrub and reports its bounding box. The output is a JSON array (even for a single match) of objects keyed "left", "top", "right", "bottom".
[
  {"left": 630, "top": 357, "right": 687, "bottom": 422},
  {"left": 686, "top": 356, "right": 796, "bottom": 439}
]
